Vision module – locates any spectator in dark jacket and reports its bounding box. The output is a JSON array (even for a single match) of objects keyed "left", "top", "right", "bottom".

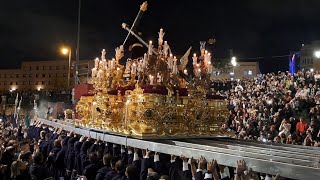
[
  {"left": 29, "top": 152, "right": 51, "bottom": 180},
  {"left": 83, "top": 152, "right": 99, "bottom": 180},
  {"left": 96, "top": 153, "right": 112, "bottom": 180}
]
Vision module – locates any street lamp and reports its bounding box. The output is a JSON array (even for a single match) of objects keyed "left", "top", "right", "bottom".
[
  {"left": 231, "top": 56, "right": 237, "bottom": 66},
  {"left": 61, "top": 47, "right": 72, "bottom": 89},
  {"left": 314, "top": 50, "right": 320, "bottom": 58},
  {"left": 230, "top": 56, "right": 237, "bottom": 80}
]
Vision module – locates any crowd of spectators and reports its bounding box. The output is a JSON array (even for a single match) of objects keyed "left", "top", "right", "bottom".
[
  {"left": 0, "top": 118, "right": 281, "bottom": 180},
  {"left": 217, "top": 70, "right": 320, "bottom": 147},
  {"left": 1, "top": 89, "right": 72, "bottom": 107}
]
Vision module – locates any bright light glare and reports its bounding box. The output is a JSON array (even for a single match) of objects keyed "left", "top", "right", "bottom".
[
  {"left": 310, "top": 68, "right": 314, "bottom": 72},
  {"left": 61, "top": 48, "right": 69, "bottom": 55},
  {"left": 314, "top": 51, "right": 320, "bottom": 58},
  {"left": 231, "top": 57, "right": 237, "bottom": 66}
]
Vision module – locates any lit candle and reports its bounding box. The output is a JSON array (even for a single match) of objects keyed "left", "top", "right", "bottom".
[
  {"left": 131, "top": 63, "right": 137, "bottom": 75},
  {"left": 116, "top": 67, "right": 120, "bottom": 76},
  {"left": 148, "top": 41, "right": 153, "bottom": 55},
  {"left": 173, "top": 56, "right": 177, "bottom": 66},
  {"left": 94, "top": 58, "right": 99, "bottom": 68},
  {"left": 137, "top": 60, "right": 142, "bottom": 72},
  {"left": 172, "top": 56, "right": 177, "bottom": 74},
  {"left": 92, "top": 68, "right": 97, "bottom": 78},
  {"left": 184, "top": 69, "right": 188, "bottom": 75},
  {"left": 143, "top": 53, "right": 147, "bottom": 68},
  {"left": 149, "top": 75, "right": 154, "bottom": 85},
  {"left": 111, "top": 58, "right": 115, "bottom": 69},
  {"left": 97, "top": 69, "right": 103, "bottom": 79},
  {"left": 173, "top": 66, "right": 178, "bottom": 74},
  {"left": 158, "top": 28, "right": 164, "bottom": 46},
  {"left": 102, "top": 59, "right": 107, "bottom": 69},
  {"left": 163, "top": 41, "right": 169, "bottom": 57},
  {"left": 192, "top": 53, "right": 197, "bottom": 65},
  {"left": 101, "top": 49, "right": 106, "bottom": 60},
  {"left": 99, "top": 60, "right": 103, "bottom": 69},
  {"left": 168, "top": 54, "right": 173, "bottom": 69}
]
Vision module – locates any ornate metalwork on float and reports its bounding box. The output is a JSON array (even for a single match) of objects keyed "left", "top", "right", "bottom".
[{"left": 76, "top": 27, "right": 229, "bottom": 139}]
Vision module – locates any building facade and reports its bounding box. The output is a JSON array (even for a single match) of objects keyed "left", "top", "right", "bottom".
[
  {"left": 300, "top": 40, "right": 320, "bottom": 70},
  {"left": 0, "top": 60, "right": 92, "bottom": 91},
  {"left": 211, "top": 61, "right": 260, "bottom": 80}
]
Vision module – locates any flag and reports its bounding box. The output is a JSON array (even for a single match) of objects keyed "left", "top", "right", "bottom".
[
  {"left": 25, "top": 114, "right": 30, "bottom": 128},
  {"left": 178, "top": 46, "right": 192, "bottom": 71}
]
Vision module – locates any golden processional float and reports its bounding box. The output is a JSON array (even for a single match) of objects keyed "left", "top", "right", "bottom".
[{"left": 75, "top": 2, "right": 229, "bottom": 139}]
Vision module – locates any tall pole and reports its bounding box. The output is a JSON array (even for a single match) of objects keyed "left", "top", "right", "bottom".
[
  {"left": 75, "top": 0, "right": 81, "bottom": 85},
  {"left": 68, "top": 50, "right": 71, "bottom": 89},
  {"left": 122, "top": 1, "right": 148, "bottom": 47}
]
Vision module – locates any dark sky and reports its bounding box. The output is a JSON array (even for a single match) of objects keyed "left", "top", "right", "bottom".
[{"left": 1, "top": 0, "right": 320, "bottom": 73}]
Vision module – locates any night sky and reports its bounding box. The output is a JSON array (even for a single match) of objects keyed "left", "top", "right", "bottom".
[{"left": 1, "top": 0, "right": 320, "bottom": 73}]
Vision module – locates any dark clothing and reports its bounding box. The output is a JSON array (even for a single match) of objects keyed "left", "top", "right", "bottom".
[
  {"left": 111, "top": 171, "right": 126, "bottom": 180},
  {"left": 13, "top": 170, "right": 31, "bottom": 180},
  {"left": 29, "top": 163, "right": 51, "bottom": 180},
  {"left": 83, "top": 163, "right": 99, "bottom": 180},
  {"left": 104, "top": 169, "right": 117, "bottom": 180},
  {"left": 66, "top": 137, "right": 78, "bottom": 171},
  {"left": 96, "top": 166, "right": 112, "bottom": 180}
]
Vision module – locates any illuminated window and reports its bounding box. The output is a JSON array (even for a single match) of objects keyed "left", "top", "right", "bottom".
[{"left": 244, "top": 70, "right": 253, "bottom": 76}]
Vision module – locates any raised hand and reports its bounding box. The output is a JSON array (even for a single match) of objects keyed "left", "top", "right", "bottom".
[
  {"left": 180, "top": 155, "right": 188, "bottom": 162},
  {"left": 207, "top": 159, "right": 218, "bottom": 173},
  {"left": 236, "top": 160, "right": 247, "bottom": 176},
  {"left": 171, "top": 154, "right": 177, "bottom": 161},
  {"left": 197, "top": 156, "right": 206, "bottom": 170}
]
